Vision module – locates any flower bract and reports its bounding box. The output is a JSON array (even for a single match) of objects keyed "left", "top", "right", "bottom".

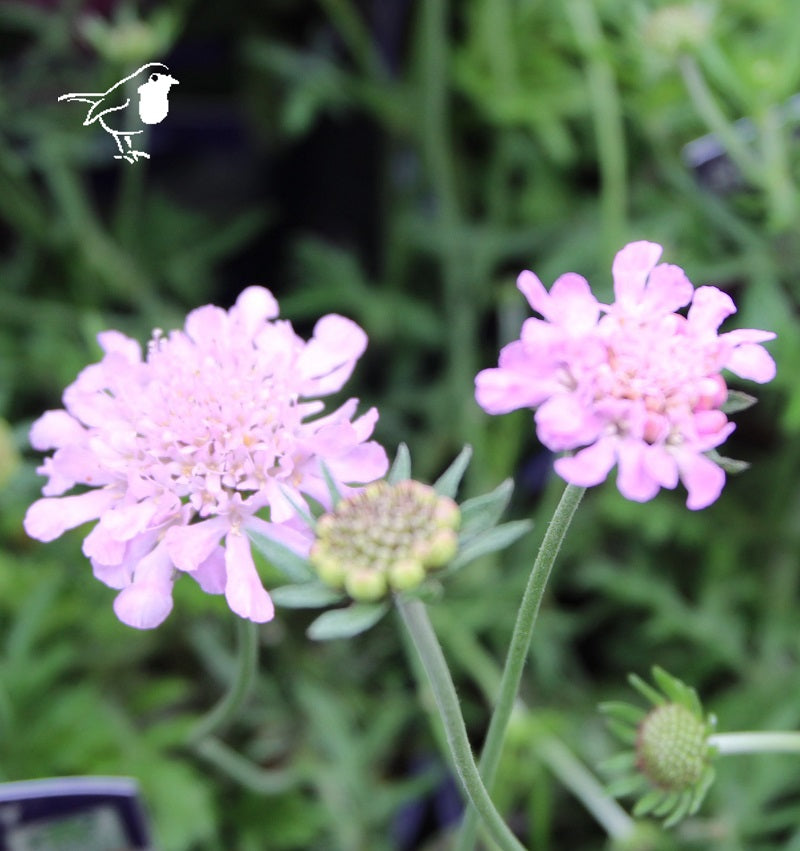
[
  {"left": 24, "top": 287, "right": 388, "bottom": 628},
  {"left": 475, "top": 241, "right": 776, "bottom": 509}
]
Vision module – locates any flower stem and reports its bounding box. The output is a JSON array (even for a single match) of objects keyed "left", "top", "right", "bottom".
[
  {"left": 710, "top": 731, "right": 800, "bottom": 755},
  {"left": 456, "top": 482, "right": 586, "bottom": 851},
  {"left": 188, "top": 617, "right": 259, "bottom": 745},
  {"left": 396, "top": 595, "right": 528, "bottom": 851}
]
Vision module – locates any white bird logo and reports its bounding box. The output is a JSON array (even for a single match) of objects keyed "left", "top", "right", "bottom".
[{"left": 58, "top": 63, "right": 179, "bottom": 164}]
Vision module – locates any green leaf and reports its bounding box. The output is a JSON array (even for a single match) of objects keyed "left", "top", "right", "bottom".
[
  {"left": 306, "top": 602, "right": 389, "bottom": 640},
  {"left": 598, "top": 700, "right": 646, "bottom": 725},
  {"left": 447, "top": 519, "right": 533, "bottom": 573},
  {"left": 432, "top": 445, "right": 473, "bottom": 497},
  {"left": 388, "top": 443, "right": 411, "bottom": 484},
  {"left": 721, "top": 389, "right": 757, "bottom": 414},
  {"left": 247, "top": 530, "right": 315, "bottom": 583},
  {"left": 459, "top": 478, "right": 514, "bottom": 538},
  {"left": 270, "top": 583, "right": 345, "bottom": 609},
  {"left": 319, "top": 461, "right": 343, "bottom": 508},
  {"left": 706, "top": 449, "right": 750, "bottom": 474},
  {"left": 628, "top": 672, "right": 667, "bottom": 707}
]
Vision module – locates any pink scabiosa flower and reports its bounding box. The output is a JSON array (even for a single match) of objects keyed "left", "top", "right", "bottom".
[
  {"left": 476, "top": 241, "right": 776, "bottom": 509},
  {"left": 24, "top": 287, "right": 388, "bottom": 628}
]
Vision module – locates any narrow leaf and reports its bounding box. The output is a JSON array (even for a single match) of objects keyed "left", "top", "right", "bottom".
[
  {"left": 459, "top": 479, "right": 514, "bottom": 538},
  {"left": 721, "top": 389, "right": 757, "bottom": 414},
  {"left": 388, "top": 443, "right": 411, "bottom": 484},
  {"left": 270, "top": 583, "right": 345, "bottom": 609},
  {"left": 447, "top": 519, "right": 533, "bottom": 573},
  {"left": 319, "top": 461, "right": 343, "bottom": 508},
  {"left": 307, "top": 602, "right": 389, "bottom": 640},
  {"left": 247, "top": 530, "right": 315, "bottom": 582},
  {"left": 432, "top": 445, "right": 472, "bottom": 497}
]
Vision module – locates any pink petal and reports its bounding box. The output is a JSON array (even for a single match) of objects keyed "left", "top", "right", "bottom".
[
  {"left": 324, "top": 442, "right": 389, "bottom": 484},
  {"left": 616, "top": 441, "right": 661, "bottom": 503},
  {"left": 29, "top": 410, "right": 86, "bottom": 450},
  {"left": 297, "top": 315, "right": 367, "bottom": 394},
  {"left": 534, "top": 395, "right": 602, "bottom": 451},
  {"left": 234, "top": 286, "right": 280, "bottom": 337},
  {"left": 688, "top": 286, "right": 736, "bottom": 331},
  {"left": 553, "top": 439, "right": 617, "bottom": 487},
  {"left": 224, "top": 531, "right": 275, "bottom": 622},
  {"left": 642, "top": 263, "right": 694, "bottom": 313},
  {"left": 165, "top": 517, "right": 228, "bottom": 572},
  {"left": 475, "top": 367, "right": 550, "bottom": 414},
  {"left": 612, "top": 241, "right": 663, "bottom": 307},
  {"left": 191, "top": 547, "right": 227, "bottom": 594},
  {"left": 642, "top": 445, "right": 679, "bottom": 489},
  {"left": 516, "top": 270, "right": 550, "bottom": 317},
  {"left": 24, "top": 490, "right": 115, "bottom": 542},
  {"left": 97, "top": 330, "right": 142, "bottom": 362},
  {"left": 113, "top": 583, "right": 174, "bottom": 629},
  {"left": 724, "top": 343, "right": 776, "bottom": 383},
  {"left": 547, "top": 273, "right": 601, "bottom": 331},
  {"left": 184, "top": 304, "right": 228, "bottom": 345},
  {"left": 676, "top": 451, "right": 725, "bottom": 510}
]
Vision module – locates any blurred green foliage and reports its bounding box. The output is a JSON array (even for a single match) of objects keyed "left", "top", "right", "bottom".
[{"left": 1, "top": 0, "right": 799, "bottom": 848}]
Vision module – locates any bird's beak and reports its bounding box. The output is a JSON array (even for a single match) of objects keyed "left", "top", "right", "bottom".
[{"left": 167, "top": 76, "right": 179, "bottom": 86}]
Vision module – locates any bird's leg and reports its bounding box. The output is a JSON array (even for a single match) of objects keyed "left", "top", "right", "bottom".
[{"left": 114, "top": 134, "right": 149, "bottom": 164}]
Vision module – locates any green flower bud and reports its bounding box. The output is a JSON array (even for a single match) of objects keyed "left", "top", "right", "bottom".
[
  {"left": 310, "top": 479, "right": 462, "bottom": 600},
  {"left": 637, "top": 703, "right": 708, "bottom": 790}
]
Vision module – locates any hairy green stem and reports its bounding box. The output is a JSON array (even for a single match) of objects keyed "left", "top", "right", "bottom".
[
  {"left": 711, "top": 731, "right": 800, "bottom": 755},
  {"left": 456, "top": 482, "right": 586, "bottom": 851},
  {"left": 188, "top": 618, "right": 259, "bottom": 745},
  {"left": 397, "top": 595, "right": 527, "bottom": 851}
]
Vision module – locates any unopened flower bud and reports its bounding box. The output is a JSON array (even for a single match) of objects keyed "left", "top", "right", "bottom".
[
  {"left": 311, "top": 480, "right": 462, "bottom": 600},
  {"left": 637, "top": 702, "right": 709, "bottom": 790},
  {"left": 345, "top": 568, "right": 387, "bottom": 602}
]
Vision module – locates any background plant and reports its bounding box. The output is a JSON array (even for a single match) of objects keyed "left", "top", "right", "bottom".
[{"left": 1, "top": 0, "right": 798, "bottom": 848}]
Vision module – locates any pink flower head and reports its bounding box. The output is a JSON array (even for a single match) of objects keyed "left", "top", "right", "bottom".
[
  {"left": 25, "top": 287, "right": 388, "bottom": 628},
  {"left": 476, "top": 241, "right": 776, "bottom": 509}
]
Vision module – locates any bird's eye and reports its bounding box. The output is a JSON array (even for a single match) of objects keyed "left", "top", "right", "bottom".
[{"left": 149, "top": 73, "right": 159, "bottom": 82}]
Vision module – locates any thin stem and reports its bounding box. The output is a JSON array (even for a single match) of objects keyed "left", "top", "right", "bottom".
[
  {"left": 710, "top": 731, "right": 800, "bottom": 755},
  {"left": 192, "top": 736, "right": 296, "bottom": 794},
  {"left": 537, "top": 737, "right": 633, "bottom": 841},
  {"left": 188, "top": 618, "right": 259, "bottom": 745},
  {"left": 456, "top": 482, "right": 586, "bottom": 851},
  {"left": 678, "top": 55, "right": 762, "bottom": 187},
  {"left": 396, "top": 595, "right": 528, "bottom": 851},
  {"left": 433, "top": 606, "right": 634, "bottom": 842}
]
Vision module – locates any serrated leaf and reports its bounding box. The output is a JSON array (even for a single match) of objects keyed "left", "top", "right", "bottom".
[
  {"left": 307, "top": 602, "right": 389, "bottom": 640},
  {"left": 270, "top": 583, "right": 345, "bottom": 609},
  {"left": 388, "top": 443, "right": 411, "bottom": 484},
  {"left": 447, "top": 519, "right": 532, "bottom": 573},
  {"left": 247, "top": 530, "right": 315, "bottom": 583},
  {"left": 721, "top": 389, "right": 757, "bottom": 414},
  {"left": 432, "top": 445, "right": 472, "bottom": 497},
  {"left": 459, "top": 479, "right": 514, "bottom": 538}
]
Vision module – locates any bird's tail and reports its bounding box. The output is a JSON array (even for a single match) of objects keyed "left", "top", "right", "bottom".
[{"left": 57, "top": 93, "right": 103, "bottom": 103}]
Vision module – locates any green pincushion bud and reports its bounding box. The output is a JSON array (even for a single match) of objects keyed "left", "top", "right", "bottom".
[
  {"left": 637, "top": 703, "right": 709, "bottom": 790},
  {"left": 600, "top": 666, "right": 717, "bottom": 829},
  {"left": 310, "top": 480, "right": 461, "bottom": 600}
]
